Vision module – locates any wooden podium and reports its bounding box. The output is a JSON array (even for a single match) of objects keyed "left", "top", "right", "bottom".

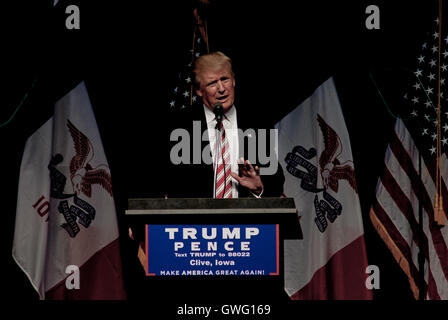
[{"left": 125, "top": 197, "right": 302, "bottom": 302}]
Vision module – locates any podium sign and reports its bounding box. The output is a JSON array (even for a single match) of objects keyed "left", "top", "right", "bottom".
[{"left": 146, "top": 224, "right": 279, "bottom": 276}]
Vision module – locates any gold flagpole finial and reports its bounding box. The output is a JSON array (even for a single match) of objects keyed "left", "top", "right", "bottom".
[{"left": 435, "top": 192, "right": 447, "bottom": 226}]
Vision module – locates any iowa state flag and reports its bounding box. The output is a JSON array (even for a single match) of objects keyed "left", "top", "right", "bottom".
[
  {"left": 275, "top": 77, "right": 372, "bottom": 299},
  {"left": 12, "top": 82, "right": 126, "bottom": 299}
]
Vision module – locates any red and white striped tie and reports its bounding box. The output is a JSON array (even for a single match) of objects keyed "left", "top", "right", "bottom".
[{"left": 215, "top": 123, "right": 233, "bottom": 198}]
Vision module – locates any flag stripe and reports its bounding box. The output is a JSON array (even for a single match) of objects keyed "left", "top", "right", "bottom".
[
  {"left": 375, "top": 184, "right": 422, "bottom": 279},
  {"left": 370, "top": 203, "right": 442, "bottom": 299},
  {"left": 45, "top": 239, "right": 126, "bottom": 299},
  {"left": 380, "top": 161, "right": 429, "bottom": 256},
  {"left": 373, "top": 187, "right": 443, "bottom": 300},
  {"left": 290, "top": 236, "right": 372, "bottom": 300},
  {"left": 382, "top": 148, "right": 448, "bottom": 297},
  {"left": 389, "top": 145, "right": 448, "bottom": 296},
  {"left": 371, "top": 198, "right": 422, "bottom": 291},
  {"left": 421, "top": 207, "right": 448, "bottom": 299},
  {"left": 390, "top": 128, "right": 448, "bottom": 282}
]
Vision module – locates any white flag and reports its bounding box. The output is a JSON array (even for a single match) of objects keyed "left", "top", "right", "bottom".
[
  {"left": 12, "top": 82, "right": 126, "bottom": 299},
  {"left": 276, "top": 77, "right": 372, "bottom": 299}
]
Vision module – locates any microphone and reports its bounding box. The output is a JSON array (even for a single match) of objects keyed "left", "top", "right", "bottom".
[{"left": 213, "top": 102, "right": 224, "bottom": 129}]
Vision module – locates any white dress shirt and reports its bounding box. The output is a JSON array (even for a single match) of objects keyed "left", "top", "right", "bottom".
[{"left": 203, "top": 104, "right": 239, "bottom": 198}]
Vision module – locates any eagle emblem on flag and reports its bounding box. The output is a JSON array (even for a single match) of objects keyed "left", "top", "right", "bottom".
[
  {"left": 67, "top": 120, "right": 113, "bottom": 198},
  {"left": 45, "top": 119, "right": 113, "bottom": 238},
  {"left": 317, "top": 114, "right": 358, "bottom": 194},
  {"left": 283, "top": 113, "right": 361, "bottom": 232}
]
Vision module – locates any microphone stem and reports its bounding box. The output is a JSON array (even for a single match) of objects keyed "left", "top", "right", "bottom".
[{"left": 214, "top": 124, "right": 220, "bottom": 198}]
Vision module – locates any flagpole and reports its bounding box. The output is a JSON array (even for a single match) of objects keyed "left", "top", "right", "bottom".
[
  {"left": 418, "top": 152, "right": 425, "bottom": 300},
  {"left": 434, "top": 0, "right": 446, "bottom": 226}
]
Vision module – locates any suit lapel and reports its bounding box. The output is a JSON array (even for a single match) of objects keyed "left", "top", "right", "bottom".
[{"left": 192, "top": 105, "right": 215, "bottom": 197}]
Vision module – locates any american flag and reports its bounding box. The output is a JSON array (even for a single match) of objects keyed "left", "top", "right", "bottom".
[
  {"left": 369, "top": 17, "right": 448, "bottom": 299},
  {"left": 168, "top": 22, "right": 208, "bottom": 111}
]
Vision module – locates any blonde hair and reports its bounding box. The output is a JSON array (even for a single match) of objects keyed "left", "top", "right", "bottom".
[{"left": 193, "top": 51, "right": 234, "bottom": 87}]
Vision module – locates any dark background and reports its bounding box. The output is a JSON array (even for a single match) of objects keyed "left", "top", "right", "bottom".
[{"left": 2, "top": 0, "right": 439, "bottom": 308}]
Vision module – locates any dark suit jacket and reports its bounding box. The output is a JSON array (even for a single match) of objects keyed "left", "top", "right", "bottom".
[{"left": 165, "top": 105, "right": 285, "bottom": 198}]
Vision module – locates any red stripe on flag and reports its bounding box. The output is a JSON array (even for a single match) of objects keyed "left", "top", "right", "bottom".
[
  {"left": 45, "top": 239, "right": 126, "bottom": 300},
  {"left": 290, "top": 236, "right": 372, "bottom": 300},
  {"left": 372, "top": 199, "right": 443, "bottom": 299},
  {"left": 373, "top": 199, "right": 421, "bottom": 279},
  {"left": 380, "top": 165, "right": 429, "bottom": 256},
  {"left": 390, "top": 132, "right": 448, "bottom": 282}
]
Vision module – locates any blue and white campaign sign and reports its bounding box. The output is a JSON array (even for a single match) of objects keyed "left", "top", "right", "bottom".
[{"left": 145, "top": 224, "right": 279, "bottom": 276}]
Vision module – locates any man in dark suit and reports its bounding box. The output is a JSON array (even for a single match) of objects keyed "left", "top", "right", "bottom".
[
  {"left": 125, "top": 52, "right": 287, "bottom": 302},
  {"left": 167, "top": 51, "right": 284, "bottom": 198}
]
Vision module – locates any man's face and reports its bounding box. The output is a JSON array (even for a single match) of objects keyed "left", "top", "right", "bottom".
[{"left": 196, "top": 67, "right": 235, "bottom": 113}]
